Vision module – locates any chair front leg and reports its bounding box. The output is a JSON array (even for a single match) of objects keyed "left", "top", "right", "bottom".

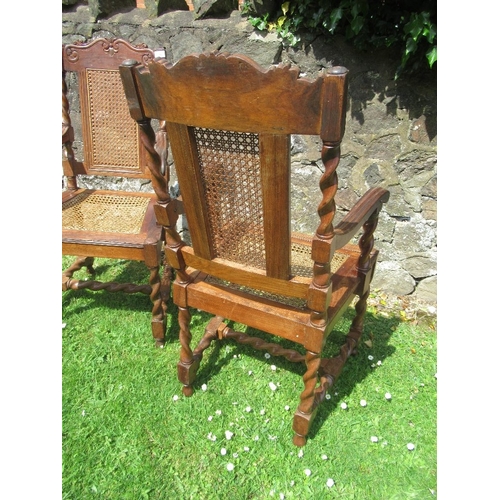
[
  {"left": 147, "top": 261, "right": 166, "bottom": 348},
  {"left": 177, "top": 306, "right": 196, "bottom": 396},
  {"left": 293, "top": 350, "right": 321, "bottom": 446}
]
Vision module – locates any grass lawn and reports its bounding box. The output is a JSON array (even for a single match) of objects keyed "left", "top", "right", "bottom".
[{"left": 62, "top": 257, "right": 437, "bottom": 499}]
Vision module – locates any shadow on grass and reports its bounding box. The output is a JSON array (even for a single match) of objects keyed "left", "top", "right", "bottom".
[{"left": 184, "top": 306, "right": 400, "bottom": 441}]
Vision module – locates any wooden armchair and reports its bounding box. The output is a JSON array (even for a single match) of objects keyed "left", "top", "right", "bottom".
[
  {"left": 120, "top": 52, "right": 390, "bottom": 445},
  {"left": 62, "top": 38, "right": 179, "bottom": 347}
]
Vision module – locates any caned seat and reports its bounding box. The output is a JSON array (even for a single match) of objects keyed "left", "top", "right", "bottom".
[
  {"left": 62, "top": 38, "right": 180, "bottom": 347},
  {"left": 120, "top": 52, "right": 389, "bottom": 445}
]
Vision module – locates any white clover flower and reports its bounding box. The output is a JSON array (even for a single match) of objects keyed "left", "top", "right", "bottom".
[
  {"left": 371, "top": 436, "right": 378, "bottom": 443},
  {"left": 269, "top": 435, "right": 277, "bottom": 441},
  {"left": 360, "top": 399, "right": 367, "bottom": 407},
  {"left": 201, "top": 384, "right": 207, "bottom": 391},
  {"left": 207, "top": 432, "right": 217, "bottom": 441},
  {"left": 245, "top": 406, "right": 252, "bottom": 413},
  {"left": 340, "top": 402, "right": 348, "bottom": 410},
  {"left": 377, "top": 360, "right": 382, "bottom": 366},
  {"left": 269, "top": 382, "right": 277, "bottom": 391},
  {"left": 321, "top": 454, "right": 328, "bottom": 460},
  {"left": 271, "top": 365, "right": 277, "bottom": 371},
  {"left": 284, "top": 405, "right": 290, "bottom": 411},
  {"left": 233, "top": 453, "right": 239, "bottom": 458},
  {"left": 220, "top": 448, "right": 227, "bottom": 455},
  {"left": 244, "top": 446, "right": 250, "bottom": 452},
  {"left": 279, "top": 493, "right": 285, "bottom": 500},
  {"left": 264, "top": 353, "right": 271, "bottom": 359},
  {"left": 215, "top": 410, "right": 222, "bottom": 415},
  {"left": 226, "top": 463, "right": 235, "bottom": 471},
  {"left": 326, "top": 478, "right": 335, "bottom": 488},
  {"left": 225, "top": 430, "right": 234, "bottom": 440},
  {"left": 304, "top": 469, "right": 312, "bottom": 477},
  {"left": 254, "top": 435, "right": 259, "bottom": 441},
  {"left": 298, "top": 449, "right": 304, "bottom": 458},
  {"left": 248, "top": 370, "right": 253, "bottom": 376},
  {"left": 407, "top": 443, "right": 415, "bottom": 451},
  {"left": 325, "top": 393, "right": 331, "bottom": 400},
  {"left": 260, "top": 409, "right": 266, "bottom": 415},
  {"left": 368, "top": 355, "right": 374, "bottom": 361},
  {"left": 172, "top": 395, "right": 179, "bottom": 401},
  {"left": 81, "top": 410, "right": 85, "bottom": 416},
  {"left": 334, "top": 392, "right": 338, "bottom": 396},
  {"left": 290, "top": 480, "right": 295, "bottom": 486},
  {"left": 385, "top": 392, "right": 392, "bottom": 400},
  {"left": 208, "top": 415, "right": 213, "bottom": 421}
]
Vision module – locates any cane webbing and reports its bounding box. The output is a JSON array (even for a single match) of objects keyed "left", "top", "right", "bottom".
[
  {"left": 62, "top": 191, "right": 150, "bottom": 234},
  {"left": 205, "top": 235, "right": 349, "bottom": 309},
  {"left": 194, "top": 127, "right": 266, "bottom": 269},
  {"left": 86, "top": 68, "right": 140, "bottom": 170},
  {"left": 290, "top": 236, "right": 348, "bottom": 279}
]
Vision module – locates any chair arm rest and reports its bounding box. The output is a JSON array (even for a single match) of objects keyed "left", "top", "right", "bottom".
[{"left": 332, "top": 187, "right": 390, "bottom": 251}]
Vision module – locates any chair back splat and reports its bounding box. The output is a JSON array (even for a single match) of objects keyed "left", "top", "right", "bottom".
[
  {"left": 62, "top": 38, "right": 180, "bottom": 347},
  {"left": 120, "top": 52, "right": 390, "bottom": 445}
]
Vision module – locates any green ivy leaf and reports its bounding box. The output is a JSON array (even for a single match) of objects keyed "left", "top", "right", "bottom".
[
  {"left": 350, "top": 15, "right": 364, "bottom": 35},
  {"left": 426, "top": 46, "right": 437, "bottom": 68}
]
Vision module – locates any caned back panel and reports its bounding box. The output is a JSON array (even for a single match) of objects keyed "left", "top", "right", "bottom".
[{"left": 62, "top": 38, "right": 155, "bottom": 178}]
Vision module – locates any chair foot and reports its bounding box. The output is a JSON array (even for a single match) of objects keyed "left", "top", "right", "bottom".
[
  {"left": 292, "top": 408, "right": 317, "bottom": 446},
  {"left": 293, "top": 433, "right": 307, "bottom": 447},
  {"left": 151, "top": 319, "right": 166, "bottom": 348},
  {"left": 182, "top": 385, "right": 194, "bottom": 397}
]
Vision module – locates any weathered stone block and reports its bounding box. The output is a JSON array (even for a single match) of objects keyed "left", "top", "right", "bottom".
[
  {"left": 88, "top": 0, "right": 136, "bottom": 19},
  {"left": 192, "top": 0, "right": 237, "bottom": 19},
  {"left": 143, "top": 0, "right": 188, "bottom": 17}
]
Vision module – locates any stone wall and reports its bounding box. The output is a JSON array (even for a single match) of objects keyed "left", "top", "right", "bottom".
[{"left": 62, "top": 3, "right": 437, "bottom": 305}]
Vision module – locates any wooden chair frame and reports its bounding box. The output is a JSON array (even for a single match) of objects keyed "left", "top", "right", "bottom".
[
  {"left": 62, "top": 38, "right": 179, "bottom": 347},
  {"left": 120, "top": 52, "right": 389, "bottom": 444}
]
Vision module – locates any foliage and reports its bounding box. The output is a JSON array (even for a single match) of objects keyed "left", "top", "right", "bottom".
[{"left": 242, "top": 0, "right": 437, "bottom": 77}]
